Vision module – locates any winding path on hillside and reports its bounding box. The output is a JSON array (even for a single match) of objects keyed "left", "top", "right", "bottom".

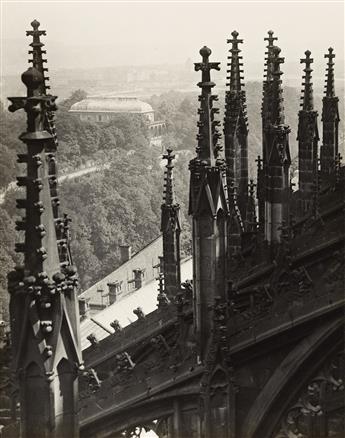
[{"left": 0, "top": 163, "right": 111, "bottom": 205}]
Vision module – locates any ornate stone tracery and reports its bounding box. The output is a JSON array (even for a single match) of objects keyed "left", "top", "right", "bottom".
[{"left": 275, "top": 349, "right": 344, "bottom": 438}]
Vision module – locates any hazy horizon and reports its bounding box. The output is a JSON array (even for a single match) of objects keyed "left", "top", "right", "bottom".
[{"left": 1, "top": 1, "right": 344, "bottom": 82}]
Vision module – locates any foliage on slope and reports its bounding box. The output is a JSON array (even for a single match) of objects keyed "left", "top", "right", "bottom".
[
  {"left": 0, "top": 91, "right": 191, "bottom": 308},
  {"left": 1, "top": 83, "right": 343, "bottom": 318}
]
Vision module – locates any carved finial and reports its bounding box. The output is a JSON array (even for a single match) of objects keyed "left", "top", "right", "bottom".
[
  {"left": 195, "top": 46, "right": 220, "bottom": 82},
  {"left": 264, "top": 30, "right": 278, "bottom": 81},
  {"left": 324, "top": 47, "right": 335, "bottom": 98},
  {"left": 264, "top": 30, "right": 278, "bottom": 47},
  {"left": 158, "top": 272, "right": 164, "bottom": 294},
  {"left": 21, "top": 67, "right": 44, "bottom": 92},
  {"left": 26, "top": 19, "right": 49, "bottom": 94},
  {"left": 227, "top": 30, "right": 244, "bottom": 93},
  {"left": 162, "top": 148, "right": 175, "bottom": 206},
  {"left": 300, "top": 50, "right": 314, "bottom": 111},
  {"left": 262, "top": 31, "right": 279, "bottom": 124},
  {"left": 110, "top": 319, "right": 122, "bottom": 333},
  {"left": 270, "top": 45, "right": 285, "bottom": 125},
  {"left": 157, "top": 273, "right": 170, "bottom": 308},
  {"left": 249, "top": 179, "right": 256, "bottom": 198},
  {"left": 133, "top": 307, "right": 145, "bottom": 320},
  {"left": 87, "top": 333, "right": 98, "bottom": 346},
  {"left": 230, "top": 184, "right": 244, "bottom": 232},
  {"left": 244, "top": 179, "right": 258, "bottom": 233},
  {"left": 225, "top": 30, "right": 248, "bottom": 138},
  {"left": 194, "top": 46, "right": 221, "bottom": 163},
  {"left": 9, "top": 60, "right": 56, "bottom": 133},
  {"left": 256, "top": 155, "right": 263, "bottom": 171}
]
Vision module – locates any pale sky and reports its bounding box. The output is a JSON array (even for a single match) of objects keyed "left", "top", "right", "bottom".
[{"left": 1, "top": 1, "right": 344, "bottom": 80}]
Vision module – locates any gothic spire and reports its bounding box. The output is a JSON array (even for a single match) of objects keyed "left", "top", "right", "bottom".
[
  {"left": 262, "top": 30, "right": 278, "bottom": 109},
  {"left": 320, "top": 47, "right": 339, "bottom": 174},
  {"left": 262, "top": 31, "right": 279, "bottom": 150},
  {"left": 7, "top": 22, "right": 81, "bottom": 438},
  {"left": 324, "top": 47, "right": 335, "bottom": 98},
  {"left": 245, "top": 179, "right": 258, "bottom": 233},
  {"left": 297, "top": 50, "right": 319, "bottom": 217},
  {"left": 264, "top": 30, "right": 278, "bottom": 81},
  {"left": 300, "top": 50, "right": 314, "bottom": 111},
  {"left": 8, "top": 80, "right": 59, "bottom": 276},
  {"left": 194, "top": 46, "right": 221, "bottom": 166},
  {"left": 227, "top": 30, "right": 244, "bottom": 93},
  {"left": 270, "top": 45, "right": 285, "bottom": 125},
  {"left": 189, "top": 47, "right": 228, "bottom": 361},
  {"left": 225, "top": 31, "right": 248, "bottom": 134},
  {"left": 162, "top": 148, "right": 175, "bottom": 206},
  {"left": 26, "top": 19, "right": 50, "bottom": 95},
  {"left": 228, "top": 183, "right": 244, "bottom": 259},
  {"left": 258, "top": 32, "right": 278, "bottom": 240},
  {"left": 224, "top": 31, "right": 248, "bottom": 221},
  {"left": 261, "top": 42, "right": 291, "bottom": 245},
  {"left": 161, "top": 149, "right": 181, "bottom": 300}
]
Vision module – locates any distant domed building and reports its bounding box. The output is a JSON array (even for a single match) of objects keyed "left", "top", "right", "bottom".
[{"left": 69, "top": 95, "right": 165, "bottom": 139}]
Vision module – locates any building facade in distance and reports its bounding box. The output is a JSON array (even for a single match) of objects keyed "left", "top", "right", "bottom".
[{"left": 69, "top": 95, "right": 166, "bottom": 139}]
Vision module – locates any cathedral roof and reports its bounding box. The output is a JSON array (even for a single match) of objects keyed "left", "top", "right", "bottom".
[
  {"left": 69, "top": 96, "right": 154, "bottom": 114},
  {"left": 79, "top": 235, "right": 163, "bottom": 309},
  {"left": 80, "top": 256, "right": 192, "bottom": 350}
]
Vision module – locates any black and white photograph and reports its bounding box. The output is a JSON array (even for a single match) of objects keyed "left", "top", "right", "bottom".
[{"left": 0, "top": 1, "right": 344, "bottom": 437}]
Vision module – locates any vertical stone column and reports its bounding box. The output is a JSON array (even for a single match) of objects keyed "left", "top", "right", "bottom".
[
  {"left": 161, "top": 149, "right": 181, "bottom": 300},
  {"left": 189, "top": 47, "right": 228, "bottom": 361},
  {"left": 223, "top": 31, "right": 248, "bottom": 222},
  {"left": 320, "top": 48, "right": 340, "bottom": 175},
  {"left": 297, "top": 50, "right": 319, "bottom": 216},
  {"left": 262, "top": 45, "right": 291, "bottom": 244}
]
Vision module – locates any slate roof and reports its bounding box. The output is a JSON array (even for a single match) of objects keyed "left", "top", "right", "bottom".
[
  {"left": 79, "top": 236, "right": 163, "bottom": 308},
  {"left": 80, "top": 257, "right": 193, "bottom": 350}
]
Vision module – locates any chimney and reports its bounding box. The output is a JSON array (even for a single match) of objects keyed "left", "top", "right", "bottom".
[
  {"left": 107, "top": 281, "right": 120, "bottom": 305},
  {"left": 120, "top": 244, "right": 132, "bottom": 263},
  {"left": 133, "top": 269, "right": 144, "bottom": 289},
  {"left": 78, "top": 298, "right": 90, "bottom": 320}
]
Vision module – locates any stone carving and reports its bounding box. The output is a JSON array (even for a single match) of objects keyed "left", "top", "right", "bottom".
[
  {"left": 133, "top": 307, "right": 145, "bottom": 320},
  {"left": 110, "top": 319, "right": 123, "bottom": 333},
  {"left": 115, "top": 352, "right": 135, "bottom": 373},
  {"left": 120, "top": 422, "right": 158, "bottom": 437},
  {"left": 87, "top": 333, "right": 99, "bottom": 346},
  {"left": 275, "top": 349, "right": 344, "bottom": 438}
]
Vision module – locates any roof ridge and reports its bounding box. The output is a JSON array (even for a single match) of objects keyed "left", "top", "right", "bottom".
[{"left": 79, "top": 234, "right": 164, "bottom": 297}]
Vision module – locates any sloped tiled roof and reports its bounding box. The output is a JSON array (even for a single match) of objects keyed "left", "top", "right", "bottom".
[
  {"left": 79, "top": 236, "right": 163, "bottom": 308},
  {"left": 80, "top": 257, "right": 193, "bottom": 350}
]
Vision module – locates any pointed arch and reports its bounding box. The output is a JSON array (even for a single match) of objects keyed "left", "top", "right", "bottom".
[
  {"left": 206, "top": 366, "right": 230, "bottom": 438},
  {"left": 242, "top": 317, "right": 343, "bottom": 438}
]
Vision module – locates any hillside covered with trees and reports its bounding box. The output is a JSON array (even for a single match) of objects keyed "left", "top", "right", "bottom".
[
  {"left": 0, "top": 83, "right": 343, "bottom": 320},
  {"left": 0, "top": 92, "right": 192, "bottom": 319}
]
